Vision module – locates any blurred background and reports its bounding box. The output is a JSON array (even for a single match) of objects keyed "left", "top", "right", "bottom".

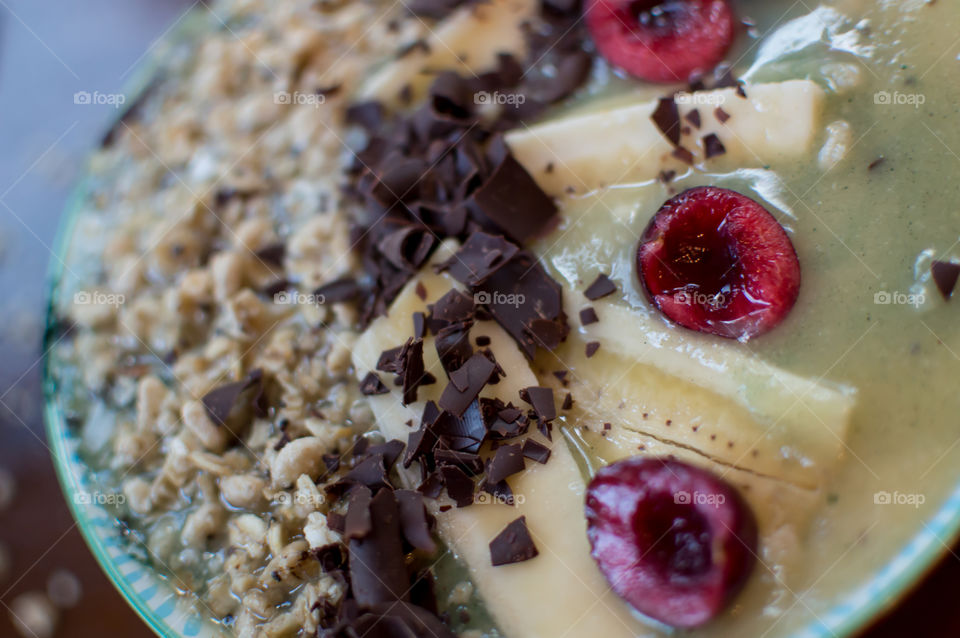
[{"left": 0, "top": 0, "right": 957, "bottom": 636}]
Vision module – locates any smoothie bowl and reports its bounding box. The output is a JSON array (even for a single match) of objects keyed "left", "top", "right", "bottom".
[{"left": 43, "top": 0, "right": 960, "bottom": 636}]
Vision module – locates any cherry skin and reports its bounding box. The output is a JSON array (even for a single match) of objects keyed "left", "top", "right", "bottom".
[
  {"left": 637, "top": 186, "right": 801, "bottom": 340},
  {"left": 585, "top": 0, "right": 736, "bottom": 83},
  {"left": 585, "top": 457, "right": 758, "bottom": 628}
]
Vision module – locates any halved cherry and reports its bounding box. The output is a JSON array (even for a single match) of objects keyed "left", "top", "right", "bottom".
[
  {"left": 585, "top": 457, "right": 757, "bottom": 628},
  {"left": 585, "top": 0, "right": 736, "bottom": 84},
  {"left": 637, "top": 186, "right": 801, "bottom": 340}
]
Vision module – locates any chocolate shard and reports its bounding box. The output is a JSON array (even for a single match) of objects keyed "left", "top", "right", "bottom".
[
  {"left": 522, "top": 439, "right": 552, "bottom": 464},
  {"left": 366, "top": 440, "right": 406, "bottom": 469},
  {"left": 520, "top": 386, "right": 557, "bottom": 422},
  {"left": 413, "top": 312, "right": 427, "bottom": 339},
  {"left": 327, "top": 511, "right": 346, "bottom": 534},
  {"left": 585, "top": 341, "right": 600, "bottom": 358},
  {"left": 584, "top": 273, "right": 617, "bottom": 300},
  {"left": 579, "top": 307, "right": 599, "bottom": 326},
  {"left": 433, "top": 401, "right": 487, "bottom": 453},
  {"left": 672, "top": 145, "right": 695, "bottom": 165},
  {"left": 714, "top": 106, "right": 731, "bottom": 123},
  {"left": 434, "top": 449, "right": 484, "bottom": 476},
  {"left": 684, "top": 108, "right": 702, "bottom": 129},
  {"left": 480, "top": 477, "right": 514, "bottom": 506},
  {"left": 434, "top": 320, "right": 474, "bottom": 374},
  {"left": 932, "top": 260, "right": 960, "bottom": 300},
  {"left": 561, "top": 392, "right": 574, "bottom": 410},
  {"left": 345, "top": 486, "right": 374, "bottom": 540},
  {"left": 377, "top": 344, "right": 406, "bottom": 374},
  {"left": 486, "top": 443, "right": 525, "bottom": 484},
  {"left": 417, "top": 469, "right": 445, "bottom": 499},
  {"left": 349, "top": 489, "right": 410, "bottom": 606},
  {"left": 351, "top": 602, "right": 457, "bottom": 638},
  {"left": 489, "top": 516, "right": 539, "bottom": 566},
  {"left": 474, "top": 252, "right": 569, "bottom": 359},
  {"left": 401, "top": 338, "right": 428, "bottom": 405},
  {"left": 345, "top": 101, "right": 384, "bottom": 132},
  {"left": 396, "top": 489, "right": 437, "bottom": 553},
  {"left": 377, "top": 226, "right": 436, "bottom": 271},
  {"left": 201, "top": 368, "right": 264, "bottom": 428},
  {"left": 344, "top": 453, "right": 392, "bottom": 491},
  {"left": 702, "top": 133, "right": 726, "bottom": 159},
  {"left": 254, "top": 242, "right": 286, "bottom": 267},
  {"left": 314, "top": 277, "right": 362, "bottom": 304},
  {"left": 480, "top": 397, "right": 527, "bottom": 439},
  {"left": 405, "top": 401, "right": 441, "bottom": 468},
  {"left": 652, "top": 96, "right": 681, "bottom": 146},
  {"left": 439, "top": 231, "right": 520, "bottom": 286},
  {"left": 470, "top": 154, "right": 558, "bottom": 242},
  {"left": 438, "top": 353, "right": 497, "bottom": 416},
  {"left": 428, "top": 289, "right": 475, "bottom": 329},
  {"left": 360, "top": 371, "right": 390, "bottom": 395},
  {"left": 440, "top": 465, "right": 476, "bottom": 507}
]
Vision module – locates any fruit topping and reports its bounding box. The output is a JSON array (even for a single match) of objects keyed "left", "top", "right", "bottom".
[
  {"left": 585, "top": 457, "right": 757, "bottom": 628},
  {"left": 585, "top": 0, "right": 736, "bottom": 83},
  {"left": 637, "top": 186, "right": 801, "bottom": 340}
]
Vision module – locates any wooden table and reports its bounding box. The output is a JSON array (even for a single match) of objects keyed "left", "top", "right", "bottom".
[{"left": 0, "top": 1, "right": 955, "bottom": 636}]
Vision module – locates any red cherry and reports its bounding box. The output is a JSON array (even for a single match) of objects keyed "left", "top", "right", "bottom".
[
  {"left": 585, "top": 457, "right": 757, "bottom": 628},
  {"left": 636, "top": 186, "right": 801, "bottom": 340},
  {"left": 585, "top": 0, "right": 736, "bottom": 84}
]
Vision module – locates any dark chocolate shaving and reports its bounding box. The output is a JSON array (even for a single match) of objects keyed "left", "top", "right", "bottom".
[
  {"left": 522, "top": 439, "right": 551, "bottom": 464},
  {"left": 439, "top": 232, "right": 520, "bottom": 286},
  {"left": 651, "top": 96, "right": 681, "bottom": 146},
  {"left": 201, "top": 368, "right": 264, "bottom": 428},
  {"left": 585, "top": 341, "right": 600, "bottom": 358},
  {"left": 520, "top": 386, "right": 556, "bottom": 422},
  {"left": 714, "top": 106, "right": 730, "bottom": 123},
  {"left": 360, "top": 371, "right": 390, "bottom": 395},
  {"left": 702, "top": 133, "right": 726, "bottom": 159},
  {"left": 438, "top": 353, "right": 497, "bottom": 416},
  {"left": 486, "top": 443, "right": 525, "bottom": 484},
  {"left": 349, "top": 489, "right": 410, "bottom": 606},
  {"left": 584, "top": 273, "right": 617, "bottom": 300},
  {"left": 315, "top": 278, "right": 363, "bottom": 304},
  {"left": 440, "top": 465, "right": 475, "bottom": 507},
  {"left": 345, "top": 486, "right": 373, "bottom": 540},
  {"left": 470, "top": 155, "right": 558, "bottom": 243},
  {"left": 684, "top": 108, "right": 701, "bottom": 129},
  {"left": 489, "top": 516, "right": 538, "bottom": 566},
  {"left": 579, "top": 307, "right": 599, "bottom": 326},
  {"left": 932, "top": 260, "right": 960, "bottom": 300},
  {"left": 396, "top": 489, "right": 437, "bottom": 553}
]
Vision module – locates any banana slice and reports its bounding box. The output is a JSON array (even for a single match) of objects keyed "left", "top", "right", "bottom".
[
  {"left": 352, "top": 245, "right": 646, "bottom": 638},
  {"left": 358, "top": 0, "right": 538, "bottom": 106},
  {"left": 505, "top": 80, "right": 826, "bottom": 197},
  {"left": 530, "top": 179, "right": 855, "bottom": 489}
]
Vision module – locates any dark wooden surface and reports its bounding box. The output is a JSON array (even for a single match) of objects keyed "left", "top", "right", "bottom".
[{"left": 0, "top": 1, "right": 956, "bottom": 636}]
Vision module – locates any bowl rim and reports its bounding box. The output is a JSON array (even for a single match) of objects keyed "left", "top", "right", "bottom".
[{"left": 39, "top": 3, "right": 960, "bottom": 637}]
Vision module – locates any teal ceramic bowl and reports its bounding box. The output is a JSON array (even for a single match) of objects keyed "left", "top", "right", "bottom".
[{"left": 40, "top": 5, "right": 960, "bottom": 638}]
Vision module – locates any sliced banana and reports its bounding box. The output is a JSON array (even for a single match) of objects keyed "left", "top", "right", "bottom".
[
  {"left": 358, "top": 0, "right": 538, "bottom": 106},
  {"left": 505, "top": 80, "right": 826, "bottom": 197}
]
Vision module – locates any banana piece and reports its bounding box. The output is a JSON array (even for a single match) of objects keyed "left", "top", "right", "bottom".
[
  {"left": 358, "top": 0, "right": 538, "bottom": 106},
  {"left": 352, "top": 245, "right": 646, "bottom": 638},
  {"left": 530, "top": 179, "right": 855, "bottom": 489},
  {"left": 505, "top": 80, "right": 826, "bottom": 197}
]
